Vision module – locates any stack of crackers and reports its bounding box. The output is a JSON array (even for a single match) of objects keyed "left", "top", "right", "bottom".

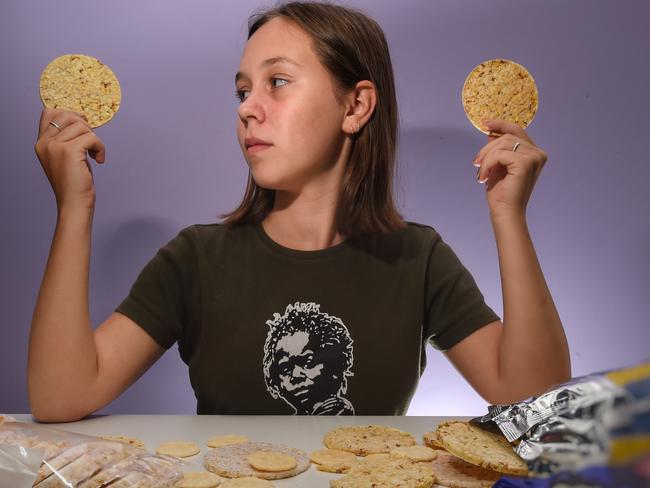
[{"left": 309, "top": 421, "right": 528, "bottom": 487}]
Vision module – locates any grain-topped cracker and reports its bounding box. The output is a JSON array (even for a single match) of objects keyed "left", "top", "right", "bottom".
[
  {"left": 310, "top": 449, "right": 358, "bottom": 474},
  {"left": 100, "top": 434, "right": 146, "bottom": 450},
  {"left": 323, "top": 425, "right": 416, "bottom": 456},
  {"left": 177, "top": 470, "right": 222, "bottom": 488},
  {"left": 391, "top": 445, "right": 438, "bottom": 462},
  {"left": 220, "top": 478, "right": 274, "bottom": 487},
  {"left": 204, "top": 441, "right": 309, "bottom": 480},
  {"left": 247, "top": 451, "right": 297, "bottom": 472},
  {"left": 156, "top": 440, "right": 200, "bottom": 458},
  {"left": 331, "top": 456, "right": 434, "bottom": 488},
  {"left": 208, "top": 434, "right": 250, "bottom": 448},
  {"left": 39, "top": 53, "right": 121, "bottom": 128},
  {"left": 430, "top": 451, "right": 502, "bottom": 488},
  {"left": 422, "top": 431, "right": 446, "bottom": 450},
  {"left": 434, "top": 421, "right": 528, "bottom": 476},
  {"left": 362, "top": 453, "right": 392, "bottom": 464},
  {"left": 461, "top": 58, "right": 538, "bottom": 135}
]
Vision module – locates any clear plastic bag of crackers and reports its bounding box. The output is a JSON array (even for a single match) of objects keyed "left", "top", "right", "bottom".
[
  {"left": 0, "top": 415, "right": 183, "bottom": 487},
  {"left": 471, "top": 359, "right": 650, "bottom": 485}
]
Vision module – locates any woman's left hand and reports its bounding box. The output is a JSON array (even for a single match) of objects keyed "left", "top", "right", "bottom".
[{"left": 473, "top": 119, "right": 548, "bottom": 222}]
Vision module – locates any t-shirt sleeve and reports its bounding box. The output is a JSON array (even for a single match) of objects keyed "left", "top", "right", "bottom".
[
  {"left": 424, "top": 231, "right": 501, "bottom": 351},
  {"left": 115, "top": 226, "right": 199, "bottom": 350}
]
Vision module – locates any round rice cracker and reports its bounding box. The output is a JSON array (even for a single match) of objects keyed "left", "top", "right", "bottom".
[
  {"left": 310, "top": 449, "right": 358, "bottom": 474},
  {"left": 323, "top": 425, "right": 416, "bottom": 456},
  {"left": 99, "top": 434, "right": 146, "bottom": 450},
  {"left": 39, "top": 53, "right": 121, "bottom": 128},
  {"left": 461, "top": 58, "right": 538, "bottom": 136},
  {"left": 391, "top": 445, "right": 438, "bottom": 462},
  {"left": 430, "top": 451, "right": 502, "bottom": 488},
  {"left": 177, "top": 470, "right": 223, "bottom": 488},
  {"left": 434, "top": 421, "right": 528, "bottom": 476},
  {"left": 204, "top": 441, "right": 309, "bottom": 480},
  {"left": 331, "top": 456, "right": 435, "bottom": 488},
  {"left": 247, "top": 451, "right": 296, "bottom": 472},
  {"left": 208, "top": 435, "right": 250, "bottom": 448},
  {"left": 220, "top": 478, "right": 274, "bottom": 487},
  {"left": 156, "top": 440, "right": 201, "bottom": 458}
]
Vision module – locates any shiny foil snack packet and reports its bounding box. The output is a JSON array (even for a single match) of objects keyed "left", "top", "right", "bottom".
[{"left": 472, "top": 361, "right": 650, "bottom": 476}]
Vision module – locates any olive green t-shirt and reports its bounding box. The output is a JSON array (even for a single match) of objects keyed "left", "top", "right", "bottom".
[{"left": 115, "top": 221, "right": 500, "bottom": 415}]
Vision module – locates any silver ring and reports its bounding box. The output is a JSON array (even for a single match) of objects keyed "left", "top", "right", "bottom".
[
  {"left": 49, "top": 121, "right": 63, "bottom": 131},
  {"left": 512, "top": 142, "right": 521, "bottom": 152}
]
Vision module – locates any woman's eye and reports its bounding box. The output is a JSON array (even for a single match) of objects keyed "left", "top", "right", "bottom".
[
  {"left": 234, "top": 88, "right": 248, "bottom": 103},
  {"left": 234, "top": 78, "right": 288, "bottom": 103},
  {"left": 271, "top": 78, "right": 288, "bottom": 88}
]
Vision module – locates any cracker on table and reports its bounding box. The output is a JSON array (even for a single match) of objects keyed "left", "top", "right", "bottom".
[
  {"left": 100, "top": 434, "right": 146, "bottom": 450},
  {"left": 204, "top": 441, "right": 309, "bottom": 480},
  {"left": 422, "top": 431, "right": 447, "bottom": 450},
  {"left": 156, "top": 440, "right": 201, "bottom": 458},
  {"left": 39, "top": 53, "right": 121, "bottom": 128},
  {"left": 330, "top": 456, "right": 434, "bottom": 488},
  {"left": 461, "top": 58, "right": 538, "bottom": 136},
  {"left": 391, "top": 445, "right": 438, "bottom": 462},
  {"left": 430, "top": 451, "right": 502, "bottom": 488},
  {"left": 310, "top": 449, "right": 358, "bottom": 473},
  {"left": 176, "top": 470, "right": 222, "bottom": 488},
  {"left": 362, "top": 453, "right": 392, "bottom": 464},
  {"left": 247, "top": 451, "right": 297, "bottom": 472},
  {"left": 208, "top": 434, "right": 250, "bottom": 448},
  {"left": 434, "top": 421, "right": 528, "bottom": 476},
  {"left": 323, "top": 424, "right": 416, "bottom": 456}
]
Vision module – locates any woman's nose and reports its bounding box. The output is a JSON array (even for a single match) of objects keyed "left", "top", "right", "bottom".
[{"left": 237, "top": 91, "right": 264, "bottom": 124}]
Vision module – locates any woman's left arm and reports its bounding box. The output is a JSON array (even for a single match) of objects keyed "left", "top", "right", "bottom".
[{"left": 445, "top": 119, "right": 571, "bottom": 405}]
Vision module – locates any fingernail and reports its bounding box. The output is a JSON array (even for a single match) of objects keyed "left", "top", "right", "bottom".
[
  {"left": 478, "top": 177, "right": 488, "bottom": 184},
  {"left": 473, "top": 160, "right": 481, "bottom": 167}
]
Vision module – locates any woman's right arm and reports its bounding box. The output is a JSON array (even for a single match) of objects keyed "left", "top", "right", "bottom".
[{"left": 28, "top": 108, "right": 165, "bottom": 423}]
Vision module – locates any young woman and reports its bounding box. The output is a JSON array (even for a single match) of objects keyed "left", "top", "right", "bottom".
[{"left": 29, "top": 1, "right": 570, "bottom": 421}]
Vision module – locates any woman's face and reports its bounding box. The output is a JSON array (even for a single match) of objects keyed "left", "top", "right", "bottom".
[{"left": 235, "top": 17, "right": 350, "bottom": 193}]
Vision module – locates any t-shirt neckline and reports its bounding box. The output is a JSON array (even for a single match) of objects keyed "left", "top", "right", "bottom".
[{"left": 254, "top": 222, "right": 350, "bottom": 259}]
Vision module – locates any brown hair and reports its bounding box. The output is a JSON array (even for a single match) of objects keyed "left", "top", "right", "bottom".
[{"left": 220, "top": 0, "right": 405, "bottom": 240}]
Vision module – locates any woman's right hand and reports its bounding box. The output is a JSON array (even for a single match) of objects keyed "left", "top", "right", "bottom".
[{"left": 34, "top": 108, "right": 106, "bottom": 211}]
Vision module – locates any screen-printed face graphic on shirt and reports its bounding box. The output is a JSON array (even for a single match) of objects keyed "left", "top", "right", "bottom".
[{"left": 263, "top": 302, "right": 355, "bottom": 415}]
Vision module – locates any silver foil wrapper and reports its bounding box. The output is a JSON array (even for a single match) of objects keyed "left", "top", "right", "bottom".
[{"left": 473, "top": 369, "right": 645, "bottom": 476}]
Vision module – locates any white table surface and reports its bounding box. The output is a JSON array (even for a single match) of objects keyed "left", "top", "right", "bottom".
[{"left": 7, "top": 414, "right": 474, "bottom": 487}]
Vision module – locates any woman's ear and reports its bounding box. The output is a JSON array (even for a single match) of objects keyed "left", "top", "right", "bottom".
[{"left": 342, "top": 80, "right": 376, "bottom": 134}]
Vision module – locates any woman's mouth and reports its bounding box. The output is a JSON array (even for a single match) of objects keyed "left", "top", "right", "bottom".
[{"left": 246, "top": 144, "right": 272, "bottom": 155}]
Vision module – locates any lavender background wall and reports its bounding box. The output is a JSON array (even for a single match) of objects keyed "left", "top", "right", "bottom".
[{"left": 1, "top": 0, "right": 648, "bottom": 416}]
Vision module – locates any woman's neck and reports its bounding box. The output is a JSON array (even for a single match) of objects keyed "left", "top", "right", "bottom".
[{"left": 262, "top": 189, "right": 345, "bottom": 251}]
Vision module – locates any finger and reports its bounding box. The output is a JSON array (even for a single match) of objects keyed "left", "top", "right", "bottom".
[
  {"left": 39, "top": 108, "right": 58, "bottom": 136},
  {"left": 475, "top": 134, "right": 530, "bottom": 165},
  {"left": 74, "top": 132, "right": 106, "bottom": 163},
  {"left": 52, "top": 120, "right": 92, "bottom": 143},
  {"left": 482, "top": 119, "right": 535, "bottom": 146},
  {"left": 43, "top": 114, "right": 91, "bottom": 138},
  {"left": 40, "top": 109, "right": 90, "bottom": 138},
  {"left": 477, "top": 149, "right": 527, "bottom": 184}
]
